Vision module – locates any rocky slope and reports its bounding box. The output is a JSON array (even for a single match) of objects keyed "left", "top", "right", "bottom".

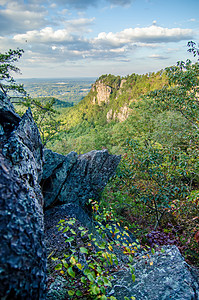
[
  {"left": 0, "top": 91, "right": 198, "bottom": 300},
  {"left": 0, "top": 91, "right": 120, "bottom": 299}
]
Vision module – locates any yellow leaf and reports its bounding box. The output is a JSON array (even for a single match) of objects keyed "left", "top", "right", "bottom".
[
  {"left": 150, "top": 261, "right": 153, "bottom": 266},
  {"left": 60, "top": 270, "right": 64, "bottom": 274},
  {"left": 70, "top": 256, "right": 76, "bottom": 265},
  {"left": 108, "top": 245, "right": 113, "bottom": 251},
  {"left": 76, "top": 263, "right": 83, "bottom": 270}
]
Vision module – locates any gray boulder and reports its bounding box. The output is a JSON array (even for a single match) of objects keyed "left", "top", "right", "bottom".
[
  {"left": 0, "top": 154, "right": 46, "bottom": 299},
  {"left": 108, "top": 245, "right": 199, "bottom": 300},
  {"left": 0, "top": 93, "right": 46, "bottom": 299},
  {"left": 42, "top": 149, "right": 121, "bottom": 208}
]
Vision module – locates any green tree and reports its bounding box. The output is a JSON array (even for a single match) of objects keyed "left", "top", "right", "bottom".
[
  {"left": 187, "top": 41, "right": 199, "bottom": 59},
  {"left": 0, "top": 48, "right": 62, "bottom": 145},
  {"left": 146, "top": 60, "right": 199, "bottom": 131},
  {"left": 0, "top": 48, "right": 26, "bottom": 96}
]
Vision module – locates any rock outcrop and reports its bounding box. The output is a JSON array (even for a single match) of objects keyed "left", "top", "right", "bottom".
[
  {"left": 0, "top": 91, "right": 121, "bottom": 299},
  {"left": 92, "top": 80, "right": 112, "bottom": 105},
  {"left": 1, "top": 91, "right": 199, "bottom": 300},
  {"left": 42, "top": 148, "right": 121, "bottom": 208},
  {"left": 109, "top": 246, "right": 199, "bottom": 300},
  {"left": 0, "top": 92, "right": 46, "bottom": 299},
  {"left": 106, "top": 105, "right": 131, "bottom": 122}
]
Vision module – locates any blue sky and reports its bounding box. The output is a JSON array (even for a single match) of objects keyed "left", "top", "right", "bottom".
[{"left": 0, "top": 0, "right": 199, "bottom": 78}]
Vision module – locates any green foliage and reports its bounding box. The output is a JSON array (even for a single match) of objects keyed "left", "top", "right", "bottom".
[
  {"left": 0, "top": 48, "right": 26, "bottom": 96},
  {"left": 0, "top": 49, "right": 63, "bottom": 146},
  {"left": 50, "top": 200, "right": 141, "bottom": 299},
  {"left": 187, "top": 41, "right": 199, "bottom": 59},
  {"left": 120, "top": 139, "right": 193, "bottom": 228},
  {"left": 48, "top": 70, "right": 168, "bottom": 154},
  {"left": 146, "top": 60, "right": 199, "bottom": 131}
]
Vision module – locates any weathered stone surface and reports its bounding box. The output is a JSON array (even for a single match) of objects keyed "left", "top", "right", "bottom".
[
  {"left": 0, "top": 95, "right": 46, "bottom": 299},
  {"left": 95, "top": 80, "right": 112, "bottom": 105},
  {"left": 0, "top": 91, "right": 21, "bottom": 132},
  {"left": 58, "top": 149, "right": 121, "bottom": 207},
  {"left": 0, "top": 154, "right": 46, "bottom": 299},
  {"left": 2, "top": 108, "right": 44, "bottom": 206},
  {"left": 42, "top": 149, "right": 78, "bottom": 207},
  {"left": 108, "top": 245, "right": 199, "bottom": 300},
  {"left": 107, "top": 105, "right": 131, "bottom": 122},
  {"left": 42, "top": 149, "right": 121, "bottom": 208}
]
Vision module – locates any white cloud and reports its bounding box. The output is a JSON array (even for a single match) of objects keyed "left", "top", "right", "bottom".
[
  {"left": 13, "top": 27, "right": 74, "bottom": 44},
  {"left": 94, "top": 25, "right": 193, "bottom": 48}
]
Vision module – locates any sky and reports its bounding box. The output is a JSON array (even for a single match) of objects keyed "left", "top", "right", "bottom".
[{"left": 0, "top": 0, "right": 199, "bottom": 78}]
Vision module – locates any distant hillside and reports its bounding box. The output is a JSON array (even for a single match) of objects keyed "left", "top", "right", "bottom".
[
  {"left": 61, "top": 71, "right": 168, "bottom": 128},
  {"left": 48, "top": 70, "right": 169, "bottom": 154},
  {"left": 33, "top": 97, "right": 73, "bottom": 109}
]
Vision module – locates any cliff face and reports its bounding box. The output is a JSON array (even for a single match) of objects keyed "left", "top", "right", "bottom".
[
  {"left": 91, "top": 76, "right": 131, "bottom": 122},
  {"left": 0, "top": 91, "right": 121, "bottom": 299},
  {"left": 0, "top": 92, "right": 46, "bottom": 299},
  {"left": 92, "top": 80, "right": 112, "bottom": 105}
]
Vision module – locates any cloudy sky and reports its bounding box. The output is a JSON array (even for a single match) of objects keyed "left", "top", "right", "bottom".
[{"left": 0, "top": 0, "right": 199, "bottom": 78}]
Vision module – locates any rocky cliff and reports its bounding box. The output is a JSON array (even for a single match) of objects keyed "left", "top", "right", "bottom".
[
  {"left": 0, "top": 91, "right": 198, "bottom": 300},
  {"left": 0, "top": 91, "right": 121, "bottom": 299},
  {"left": 91, "top": 76, "right": 131, "bottom": 122}
]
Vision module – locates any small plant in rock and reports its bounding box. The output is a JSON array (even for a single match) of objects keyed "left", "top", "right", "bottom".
[{"left": 51, "top": 200, "right": 142, "bottom": 299}]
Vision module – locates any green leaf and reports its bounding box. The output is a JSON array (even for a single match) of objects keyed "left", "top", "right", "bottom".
[
  {"left": 76, "top": 290, "right": 83, "bottom": 296},
  {"left": 51, "top": 257, "right": 58, "bottom": 261},
  {"left": 55, "top": 263, "right": 62, "bottom": 271},
  {"left": 68, "top": 290, "right": 75, "bottom": 296},
  {"left": 103, "top": 278, "right": 112, "bottom": 287},
  {"left": 83, "top": 269, "right": 90, "bottom": 275},
  {"left": 90, "top": 284, "right": 100, "bottom": 295},
  {"left": 129, "top": 255, "right": 134, "bottom": 263},
  {"left": 58, "top": 226, "right": 64, "bottom": 231},
  {"left": 58, "top": 219, "right": 65, "bottom": 223},
  {"left": 81, "top": 276, "right": 87, "bottom": 284},
  {"left": 88, "top": 233, "right": 93, "bottom": 239},
  {"left": 132, "top": 274, "right": 136, "bottom": 282},
  {"left": 76, "top": 263, "right": 83, "bottom": 270},
  {"left": 100, "top": 295, "right": 107, "bottom": 300},
  {"left": 65, "top": 236, "right": 75, "bottom": 243},
  {"left": 61, "top": 259, "right": 68, "bottom": 269},
  {"left": 81, "top": 230, "right": 88, "bottom": 237},
  {"left": 151, "top": 248, "right": 155, "bottom": 255},
  {"left": 67, "top": 266, "right": 75, "bottom": 278},
  {"left": 98, "top": 242, "right": 106, "bottom": 249},
  {"left": 78, "top": 226, "right": 85, "bottom": 230},
  {"left": 70, "top": 256, "right": 76, "bottom": 265},
  {"left": 63, "top": 226, "right": 69, "bottom": 233},
  {"left": 80, "top": 247, "right": 88, "bottom": 254},
  {"left": 67, "top": 219, "right": 76, "bottom": 225},
  {"left": 87, "top": 273, "right": 95, "bottom": 282},
  {"left": 70, "top": 229, "right": 76, "bottom": 235}
]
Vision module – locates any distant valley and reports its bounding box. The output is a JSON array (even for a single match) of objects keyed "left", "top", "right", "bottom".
[{"left": 17, "top": 77, "right": 96, "bottom": 107}]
